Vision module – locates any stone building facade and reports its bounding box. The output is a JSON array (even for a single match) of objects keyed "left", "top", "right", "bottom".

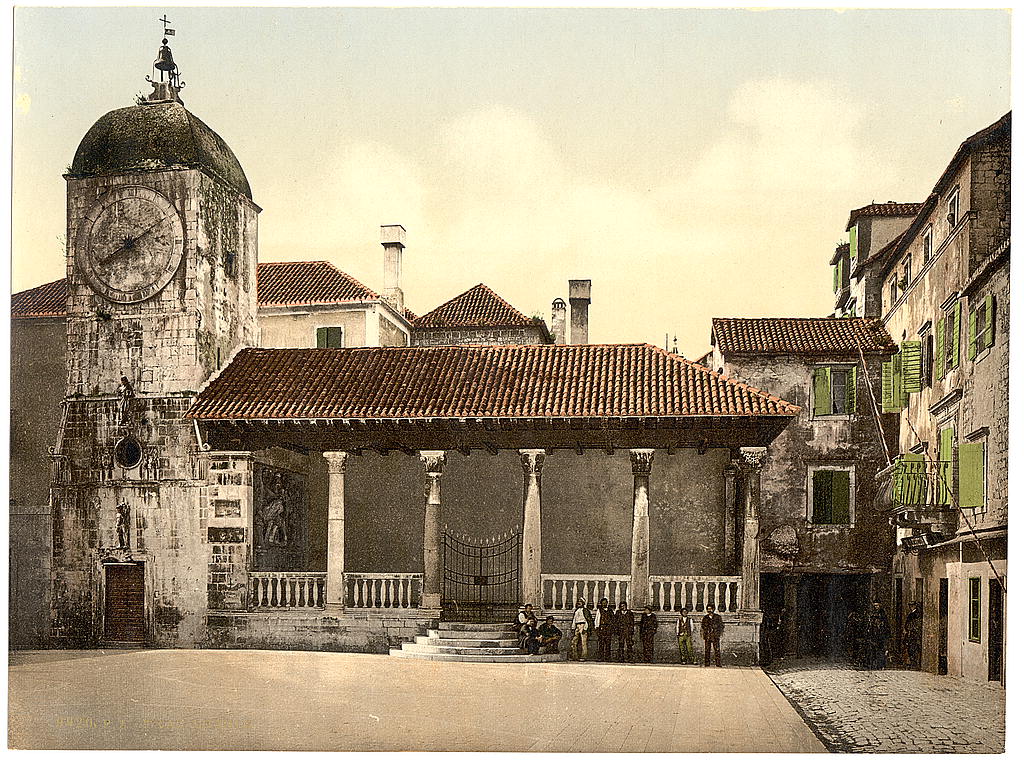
[
  {"left": 869, "top": 113, "right": 1010, "bottom": 684},
  {"left": 709, "top": 318, "right": 899, "bottom": 659}
]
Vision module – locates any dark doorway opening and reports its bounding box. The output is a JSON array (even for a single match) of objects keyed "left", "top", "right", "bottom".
[
  {"left": 938, "top": 577, "right": 949, "bottom": 675},
  {"left": 104, "top": 562, "right": 145, "bottom": 644},
  {"left": 988, "top": 578, "right": 1003, "bottom": 683}
]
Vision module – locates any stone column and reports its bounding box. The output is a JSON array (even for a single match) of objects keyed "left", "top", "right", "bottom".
[
  {"left": 419, "top": 451, "right": 447, "bottom": 610},
  {"left": 324, "top": 451, "right": 348, "bottom": 609},
  {"left": 629, "top": 449, "right": 655, "bottom": 610},
  {"left": 738, "top": 447, "right": 767, "bottom": 612},
  {"left": 520, "top": 449, "right": 545, "bottom": 608},
  {"left": 723, "top": 461, "right": 738, "bottom": 568}
]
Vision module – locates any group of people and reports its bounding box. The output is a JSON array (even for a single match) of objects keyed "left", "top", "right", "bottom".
[
  {"left": 849, "top": 599, "right": 893, "bottom": 669},
  {"left": 515, "top": 599, "right": 728, "bottom": 666}
]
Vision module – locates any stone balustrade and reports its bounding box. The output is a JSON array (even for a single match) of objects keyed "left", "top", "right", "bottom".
[
  {"left": 249, "top": 572, "right": 326, "bottom": 610},
  {"left": 345, "top": 572, "right": 423, "bottom": 609},
  {"left": 649, "top": 575, "right": 742, "bottom": 613},
  {"left": 542, "top": 574, "right": 631, "bottom": 610}
]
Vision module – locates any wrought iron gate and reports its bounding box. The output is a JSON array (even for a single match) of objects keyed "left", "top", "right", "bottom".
[{"left": 442, "top": 526, "right": 521, "bottom": 623}]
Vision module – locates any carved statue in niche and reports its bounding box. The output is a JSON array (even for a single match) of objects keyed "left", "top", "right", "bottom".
[
  {"left": 116, "top": 500, "right": 131, "bottom": 549},
  {"left": 116, "top": 375, "right": 136, "bottom": 429},
  {"left": 253, "top": 465, "right": 308, "bottom": 571},
  {"left": 256, "top": 472, "right": 289, "bottom": 548}
]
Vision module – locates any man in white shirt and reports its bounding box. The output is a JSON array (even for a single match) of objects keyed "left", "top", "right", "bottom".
[{"left": 570, "top": 598, "right": 593, "bottom": 661}]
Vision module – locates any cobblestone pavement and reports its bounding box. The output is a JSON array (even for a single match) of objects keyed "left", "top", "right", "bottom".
[
  {"left": 767, "top": 658, "right": 1005, "bottom": 754},
  {"left": 9, "top": 649, "right": 823, "bottom": 752}
]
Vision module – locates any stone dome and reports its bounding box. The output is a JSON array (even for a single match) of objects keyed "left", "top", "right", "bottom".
[{"left": 69, "top": 100, "right": 252, "bottom": 199}]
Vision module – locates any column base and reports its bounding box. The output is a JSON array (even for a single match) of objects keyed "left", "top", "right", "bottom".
[{"left": 323, "top": 603, "right": 346, "bottom": 616}]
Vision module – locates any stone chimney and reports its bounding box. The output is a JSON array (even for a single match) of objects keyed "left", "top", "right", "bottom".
[
  {"left": 568, "top": 279, "right": 591, "bottom": 344},
  {"left": 380, "top": 224, "right": 406, "bottom": 315},
  {"left": 551, "top": 298, "right": 567, "bottom": 344}
]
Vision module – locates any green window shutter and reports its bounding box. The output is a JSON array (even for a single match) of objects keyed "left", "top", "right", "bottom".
[
  {"left": 881, "top": 360, "right": 895, "bottom": 412},
  {"left": 893, "top": 350, "right": 904, "bottom": 408},
  {"left": 849, "top": 226, "right": 858, "bottom": 266},
  {"left": 328, "top": 327, "right": 343, "bottom": 348},
  {"left": 316, "top": 327, "right": 329, "bottom": 348},
  {"left": 831, "top": 470, "right": 851, "bottom": 524},
  {"left": 957, "top": 442, "right": 985, "bottom": 508},
  {"left": 984, "top": 294, "right": 996, "bottom": 349},
  {"left": 968, "top": 307, "right": 978, "bottom": 360},
  {"left": 812, "top": 470, "right": 832, "bottom": 523},
  {"left": 935, "top": 316, "right": 945, "bottom": 379},
  {"left": 813, "top": 367, "right": 832, "bottom": 416},
  {"left": 833, "top": 263, "right": 839, "bottom": 293},
  {"left": 938, "top": 428, "right": 954, "bottom": 505},
  {"left": 901, "top": 341, "right": 922, "bottom": 394},
  {"left": 845, "top": 365, "right": 857, "bottom": 414},
  {"left": 950, "top": 302, "right": 962, "bottom": 369}
]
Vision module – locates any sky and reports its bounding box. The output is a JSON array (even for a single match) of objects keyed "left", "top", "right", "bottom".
[{"left": 11, "top": 6, "right": 1011, "bottom": 358}]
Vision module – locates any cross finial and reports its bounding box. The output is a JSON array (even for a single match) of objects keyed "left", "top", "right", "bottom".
[{"left": 160, "top": 14, "right": 171, "bottom": 29}]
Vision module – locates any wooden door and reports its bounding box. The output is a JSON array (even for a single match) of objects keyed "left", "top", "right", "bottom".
[{"left": 104, "top": 563, "right": 146, "bottom": 643}]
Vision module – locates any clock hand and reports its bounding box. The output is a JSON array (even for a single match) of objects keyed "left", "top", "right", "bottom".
[{"left": 96, "top": 220, "right": 164, "bottom": 265}]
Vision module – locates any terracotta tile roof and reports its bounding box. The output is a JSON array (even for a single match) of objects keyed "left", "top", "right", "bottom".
[
  {"left": 413, "top": 284, "right": 539, "bottom": 329},
  {"left": 11, "top": 261, "right": 386, "bottom": 317},
  {"left": 712, "top": 318, "right": 896, "bottom": 356},
  {"left": 187, "top": 344, "right": 799, "bottom": 421},
  {"left": 10, "top": 278, "right": 67, "bottom": 317},
  {"left": 256, "top": 261, "right": 379, "bottom": 306},
  {"left": 846, "top": 202, "right": 922, "bottom": 230}
]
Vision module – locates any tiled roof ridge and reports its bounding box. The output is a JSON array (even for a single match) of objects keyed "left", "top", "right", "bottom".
[
  {"left": 413, "top": 282, "right": 539, "bottom": 329},
  {"left": 256, "top": 260, "right": 381, "bottom": 304},
  {"left": 711, "top": 316, "right": 896, "bottom": 356},
  {"left": 846, "top": 201, "right": 923, "bottom": 230}
]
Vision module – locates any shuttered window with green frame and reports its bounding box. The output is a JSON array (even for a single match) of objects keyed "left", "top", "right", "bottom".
[
  {"left": 937, "top": 427, "right": 955, "bottom": 505},
  {"left": 813, "top": 365, "right": 856, "bottom": 416},
  {"left": 849, "top": 225, "right": 858, "bottom": 268},
  {"left": 882, "top": 350, "right": 904, "bottom": 413},
  {"left": 811, "top": 469, "right": 852, "bottom": 524},
  {"left": 316, "top": 326, "right": 344, "bottom": 348},
  {"left": 968, "top": 295, "right": 997, "bottom": 360},
  {"left": 968, "top": 577, "right": 982, "bottom": 643}
]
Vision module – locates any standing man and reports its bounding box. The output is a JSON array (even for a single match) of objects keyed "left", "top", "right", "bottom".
[
  {"left": 903, "top": 601, "right": 923, "bottom": 670},
  {"left": 866, "top": 599, "right": 891, "bottom": 670},
  {"left": 570, "top": 598, "right": 593, "bottom": 661},
  {"left": 676, "top": 607, "right": 697, "bottom": 665},
  {"left": 701, "top": 604, "right": 725, "bottom": 667},
  {"left": 639, "top": 606, "right": 658, "bottom": 663},
  {"left": 596, "top": 597, "right": 614, "bottom": 661},
  {"left": 615, "top": 601, "right": 635, "bottom": 662}
]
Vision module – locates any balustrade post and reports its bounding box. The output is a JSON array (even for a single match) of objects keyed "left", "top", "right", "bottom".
[
  {"left": 629, "top": 450, "right": 655, "bottom": 610},
  {"left": 520, "top": 449, "right": 545, "bottom": 609},
  {"left": 324, "top": 451, "right": 348, "bottom": 610},
  {"left": 420, "top": 451, "right": 447, "bottom": 611}
]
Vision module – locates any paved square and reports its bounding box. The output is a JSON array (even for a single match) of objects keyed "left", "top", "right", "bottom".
[
  {"left": 767, "top": 659, "right": 1005, "bottom": 753},
  {"left": 9, "top": 650, "right": 823, "bottom": 752}
]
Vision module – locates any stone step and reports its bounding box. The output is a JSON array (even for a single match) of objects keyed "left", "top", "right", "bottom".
[
  {"left": 389, "top": 648, "right": 562, "bottom": 663},
  {"left": 397, "top": 643, "right": 525, "bottom": 656},
  {"left": 415, "top": 636, "right": 520, "bottom": 648},
  {"left": 438, "top": 622, "right": 516, "bottom": 632},
  {"left": 428, "top": 628, "right": 518, "bottom": 640}
]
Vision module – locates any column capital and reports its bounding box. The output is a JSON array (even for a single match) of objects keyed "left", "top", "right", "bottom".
[
  {"left": 419, "top": 450, "right": 447, "bottom": 475},
  {"left": 519, "top": 449, "right": 545, "bottom": 476},
  {"left": 323, "top": 451, "right": 349, "bottom": 475},
  {"left": 723, "top": 460, "right": 739, "bottom": 477},
  {"left": 629, "top": 449, "right": 655, "bottom": 476},
  {"left": 738, "top": 447, "right": 768, "bottom": 471}
]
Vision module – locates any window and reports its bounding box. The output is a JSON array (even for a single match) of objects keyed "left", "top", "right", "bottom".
[
  {"left": 833, "top": 262, "right": 840, "bottom": 293},
  {"left": 901, "top": 255, "right": 912, "bottom": 290},
  {"left": 889, "top": 277, "right": 899, "bottom": 307},
  {"left": 810, "top": 468, "right": 853, "bottom": 525},
  {"left": 947, "top": 188, "right": 960, "bottom": 233},
  {"left": 223, "top": 250, "right": 237, "bottom": 278},
  {"left": 922, "top": 333, "right": 934, "bottom": 388},
  {"left": 812, "top": 365, "right": 856, "bottom": 416},
  {"left": 935, "top": 301, "right": 961, "bottom": 378},
  {"left": 882, "top": 343, "right": 920, "bottom": 412},
  {"left": 968, "top": 295, "right": 996, "bottom": 360},
  {"left": 957, "top": 441, "right": 985, "bottom": 509},
  {"left": 968, "top": 577, "right": 982, "bottom": 643},
  {"left": 848, "top": 225, "right": 858, "bottom": 267},
  {"left": 316, "top": 326, "right": 344, "bottom": 348},
  {"left": 922, "top": 226, "right": 933, "bottom": 263}
]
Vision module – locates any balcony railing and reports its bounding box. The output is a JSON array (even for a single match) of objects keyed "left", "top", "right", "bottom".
[
  {"left": 541, "top": 574, "right": 742, "bottom": 612},
  {"left": 249, "top": 571, "right": 326, "bottom": 609},
  {"left": 877, "top": 458, "right": 959, "bottom": 534}
]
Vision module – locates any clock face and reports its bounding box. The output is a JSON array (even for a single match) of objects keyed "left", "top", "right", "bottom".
[{"left": 76, "top": 186, "right": 184, "bottom": 304}]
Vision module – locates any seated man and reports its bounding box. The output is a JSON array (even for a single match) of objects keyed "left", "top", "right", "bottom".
[
  {"left": 538, "top": 616, "right": 563, "bottom": 655},
  {"left": 519, "top": 617, "right": 542, "bottom": 655}
]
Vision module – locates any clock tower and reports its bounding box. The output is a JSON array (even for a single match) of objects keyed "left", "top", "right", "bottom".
[{"left": 51, "top": 27, "right": 259, "bottom": 647}]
